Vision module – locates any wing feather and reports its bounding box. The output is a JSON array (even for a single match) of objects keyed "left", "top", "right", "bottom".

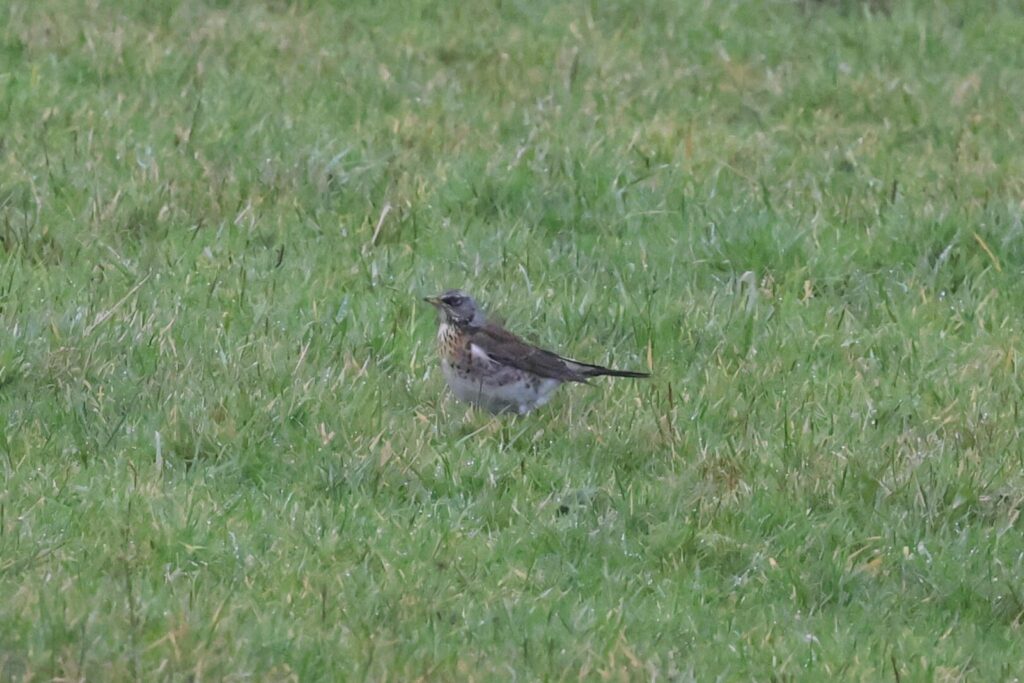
[{"left": 468, "top": 323, "right": 584, "bottom": 382}]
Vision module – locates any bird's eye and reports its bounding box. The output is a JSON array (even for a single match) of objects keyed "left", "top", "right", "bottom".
[{"left": 442, "top": 295, "right": 464, "bottom": 306}]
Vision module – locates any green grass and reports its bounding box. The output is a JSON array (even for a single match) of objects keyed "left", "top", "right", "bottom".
[{"left": 2, "top": 0, "right": 1024, "bottom": 679}]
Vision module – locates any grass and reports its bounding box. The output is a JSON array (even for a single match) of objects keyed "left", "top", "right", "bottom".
[{"left": 2, "top": 0, "right": 1024, "bottom": 679}]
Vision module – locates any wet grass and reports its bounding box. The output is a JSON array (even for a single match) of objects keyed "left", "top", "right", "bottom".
[{"left": 2, "top": 0, "right": 1024, "bottom": 679}]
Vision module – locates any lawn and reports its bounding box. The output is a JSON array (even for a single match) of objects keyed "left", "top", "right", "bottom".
[{"left": 2, "top": 0, "right": 1024, "bottom": 679}]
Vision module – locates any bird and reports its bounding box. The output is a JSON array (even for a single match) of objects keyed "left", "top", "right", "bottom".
[{"left": 424, "top": 289, "right": 649, "bottom": 414}]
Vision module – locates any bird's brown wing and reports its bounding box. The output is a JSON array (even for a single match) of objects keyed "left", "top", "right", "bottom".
[{"left": 468, "top": 323, "right": 585, "bottom": 382}]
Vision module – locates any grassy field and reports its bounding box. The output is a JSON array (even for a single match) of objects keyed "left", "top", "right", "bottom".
[{"left": 2, "top": 0, "right": 1024, "bottom": 679}]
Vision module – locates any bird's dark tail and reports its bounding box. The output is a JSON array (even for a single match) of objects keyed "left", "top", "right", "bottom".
[
  {"left": 588, "top": 367, "right": 650, "bottom": 378},
  {"left": 566, "top": 359, "right": 650, "bottom": 379}
]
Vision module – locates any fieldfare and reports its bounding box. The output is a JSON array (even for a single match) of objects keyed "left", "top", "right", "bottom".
[{"left": 424, "top": 289, "right": 649, "bottom": 414}]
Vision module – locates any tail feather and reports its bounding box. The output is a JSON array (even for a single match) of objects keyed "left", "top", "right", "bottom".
[
  {"left": 565, "top": 358, "right": 650, "bottom": 379},
  {"left": 587, "top": 367, "right": 650, "bottom": 379}
]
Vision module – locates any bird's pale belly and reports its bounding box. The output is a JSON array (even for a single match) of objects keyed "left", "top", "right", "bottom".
[{"left": 440, "top": 358, "right": 560, "bottom": 414}]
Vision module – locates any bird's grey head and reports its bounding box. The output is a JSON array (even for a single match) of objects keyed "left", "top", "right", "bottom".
[{"left": 425, "top": 289, "right": 485, "bottom": 326}]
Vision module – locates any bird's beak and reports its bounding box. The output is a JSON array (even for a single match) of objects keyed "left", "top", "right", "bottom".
[{"left": 423, "top": 296, "right": 441, "bottom": 307}]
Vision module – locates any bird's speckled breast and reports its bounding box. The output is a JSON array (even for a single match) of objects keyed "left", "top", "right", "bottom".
[{"left": 437, "top": 322, "right": 471, "bottom": 367}]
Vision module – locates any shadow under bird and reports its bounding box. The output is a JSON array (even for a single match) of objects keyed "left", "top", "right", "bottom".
[{"left": 425, "top": 289, "right": 649, "bottom": 414}]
